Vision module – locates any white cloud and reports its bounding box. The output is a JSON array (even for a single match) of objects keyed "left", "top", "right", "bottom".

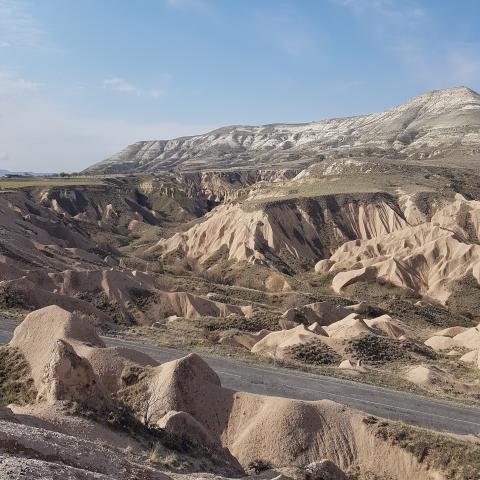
[
  {"left": 0, "top": 0, "right": 45, "bottom": 48},
  {"left": 102, "top": 77, "right": 164, "bottom": 99}
]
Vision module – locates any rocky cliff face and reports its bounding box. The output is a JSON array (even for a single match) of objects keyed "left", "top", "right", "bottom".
[
  {"left": 86, "top": 87, "right": 480, "bottom": 174},
  {"left": 149, "top": 193, "right": 408, "bottom": 272}
]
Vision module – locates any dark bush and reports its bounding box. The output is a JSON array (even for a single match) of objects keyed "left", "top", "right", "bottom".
[
  {"left": 288, "top": 340, "right": 340, "bottom": 365},
  {"left": 346, "top": 334, "right": 436, "bottom": 365},
  {"left": 248, "top": 459, "right": 272, "bottom": 474}
]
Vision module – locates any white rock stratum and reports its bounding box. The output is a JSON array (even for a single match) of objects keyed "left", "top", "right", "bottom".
[{"left": 86, "top": 87, "right": 480, "bottom": 173}]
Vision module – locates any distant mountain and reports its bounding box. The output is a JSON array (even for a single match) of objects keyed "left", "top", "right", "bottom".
[
  {"left": 0, "top": 169, "right": 51, "bottom": 177},
  {"left": 85, "top": 86, "right": 480, "bottom": 174}
]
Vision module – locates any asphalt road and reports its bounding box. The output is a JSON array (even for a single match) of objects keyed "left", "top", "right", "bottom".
[{"left": 2, "top": 315, "right": 480, "bottom": 436}]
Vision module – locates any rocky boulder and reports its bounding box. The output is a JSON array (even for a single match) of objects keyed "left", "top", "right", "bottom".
[
  {"left": 37, "top": 339, "right": 109, "bottom": 410},
  {"left": 305, "top": 460, "right": 349, "bottom": 480}
]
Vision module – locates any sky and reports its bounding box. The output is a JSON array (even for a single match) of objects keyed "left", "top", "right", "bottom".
[{"left": 1, "top": 0, "right": 480, "bottom": 172}]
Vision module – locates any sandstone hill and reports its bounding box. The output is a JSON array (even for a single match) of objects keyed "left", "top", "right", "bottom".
[{"left": 0, "top": 305, "right": 445, "bottom": 479}]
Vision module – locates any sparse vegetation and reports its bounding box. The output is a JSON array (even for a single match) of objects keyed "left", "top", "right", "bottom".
[
  {"left": 374, "top": 421, "right": 480, "bottom": 480},
  {"left": 381, "top": 298, "right": 473, "bottom": 329},
  {"left": 346, "top": 334, "right": 436, "bottom": 365},
  {"left": 248, "top": 459, "right": 272, "bottom": 474},
  {"left": 0, "top": 346, "right": 37, "bottom": 406},
  {"left": 289, "top": 340, "right": 340, "bottom": 365},
  {"left": 128, "top": 287, "right": 156, "bottom": 308},
  {"left": 0, "top": 176, "right": 103, "bottom": 190},
  {"left": 0, "top": 284, "right": 28, "bottom": 309},
  {"left": 447, "top": 272, "right": 480, "bottom": 321},
  {"left": 199, "top": 313, "right": 279, "bottom": 332},
  {"left": 75, "top": 289, "right": 128, "bottom": 324},
  {"left": 149, "top": 444, "right": 161, "bottom": 463}
]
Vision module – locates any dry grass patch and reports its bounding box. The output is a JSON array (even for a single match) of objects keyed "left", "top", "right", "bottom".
[
  {"left": 0, "top": 176, "right": 103, "bottom": 190},
  {"left": 373, "top": 420, "right": 480, "bottom": 480},
  {"left": 0, "top": 345, "right": 37, "bottom": 406},
  {"left": 198, "top": 312, "right": 280, "bottom": 332},
  {"left": 346, "top": 334, "right": 436, "bottom": 365}
]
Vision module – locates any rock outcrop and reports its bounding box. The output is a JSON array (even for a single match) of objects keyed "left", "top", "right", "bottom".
[
  {"left": 321, "top": 223, "right": 480, "bottom": 303},
  {"left": 305, "top": 460, "right": 349, "bottom": 480},
  {"left": 250, "top": 325, "right": 323, "bottom": 360},
  {"left": 37, "top": 339, "right": 108, "bottom": 409},
  {"left": 150, "top": 194, "right": 408, "bottom": 270}
]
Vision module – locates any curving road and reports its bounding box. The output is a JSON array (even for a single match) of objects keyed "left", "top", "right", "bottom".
[{"left": 2, "top": 315, "right": 480, "bottom": 436}]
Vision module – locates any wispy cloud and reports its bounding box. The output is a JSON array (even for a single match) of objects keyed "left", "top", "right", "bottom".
[
  {"left": 333, "top": 0, "right": 480, "bottom": 88},
  {"left": 102, "top": 78, "right": 163, "bottom": 99},
  {"left": 0, "top": 0, "right": 45, "bottom": 48},
  {"left": 165, "top": 0, "right": 214, "bottom": 15},
  {"left": 447, "top": 47, "right": 480, "bottom": 85},
  {"left": 0, "top": 71, "right": 213, "bottom": 172},
  {"left": 333, "top": 0, "right": 426, "bottom": 28},
  {"left": 253, "top": 11, "right": 316, "bottom": 57},
  {"left": 0, "top": 70, "right": 41, "bottom": 94}
]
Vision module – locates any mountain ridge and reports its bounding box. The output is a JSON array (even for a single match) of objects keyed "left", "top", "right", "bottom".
[{"left": 85, "top": 86, "right": 480, "bottom": 174}]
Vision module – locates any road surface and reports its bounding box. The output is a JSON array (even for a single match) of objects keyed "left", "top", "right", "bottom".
[{"left": 2, "top": 315, "right": 480, "bottom": 436}]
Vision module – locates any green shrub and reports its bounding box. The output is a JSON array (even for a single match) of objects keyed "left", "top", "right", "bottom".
[{"left": 248, "top": 459, "right": 272, "bottom": 474}]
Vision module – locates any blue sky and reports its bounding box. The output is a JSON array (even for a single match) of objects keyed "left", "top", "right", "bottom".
[{"left": 1, "top": 0, "right": 480, "bottom": 172}]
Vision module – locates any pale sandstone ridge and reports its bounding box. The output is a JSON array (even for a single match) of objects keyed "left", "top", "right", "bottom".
[
  {"left": 282, "top": 302, "right": 353, "bottom": 327},
  {"left": 86, "top": 87, "right": 480, "bottom": 173},
  {"left": 218, "top": 329, "right": 271, "bottom": 350},
  {"left": 324, "top": 315, "right": 374, "bottom": 340},
  {"left": 318, "top": 223, "right": 480, "bottom": 304},
  {"left": 120, "top": 352, "right": 435, "bottom": 478},
  {"left": 3, "top": 306, "right": 440, "bottom": 480},
  {"left": 0, "top": 419, "right": 172, "bottom": 480},
  {"left": 10, "top": 306, "right": 157, "bottom": 398},
  {"left": 251, "top": 325, "right": 321, "bottom": 359},
  {"left": 405, "top": 365, "right": 476, "bottom": 394},
  {"left": 149, "top": 179, "right": 480, "bottom": 304},
  {"left": 460, "top": 349, "right": 480, "bottom": 368},
  {"left": 1, "top": 261, "right": 252, "bottom": 326},
  {"left": 2, "top": 265, "right": 252, "bottom": 325},
  {"left": 425, "top": 323, "right": 480, "bottom": 365},
  {"left": 315, "top": 193, "right": 480, "bottom": 303},
  {"left": 150, "top": 195, "right": 408, "bottom": 268}
]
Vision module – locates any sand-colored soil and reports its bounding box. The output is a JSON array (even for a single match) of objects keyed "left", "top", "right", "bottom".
[{"left": 4, "top": 306, "right": 441, "bottom": 479}]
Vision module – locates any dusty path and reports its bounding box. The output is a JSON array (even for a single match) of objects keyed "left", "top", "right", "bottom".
[{"left": 2, "top": 315, "right": 480, "bottom": 435}]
